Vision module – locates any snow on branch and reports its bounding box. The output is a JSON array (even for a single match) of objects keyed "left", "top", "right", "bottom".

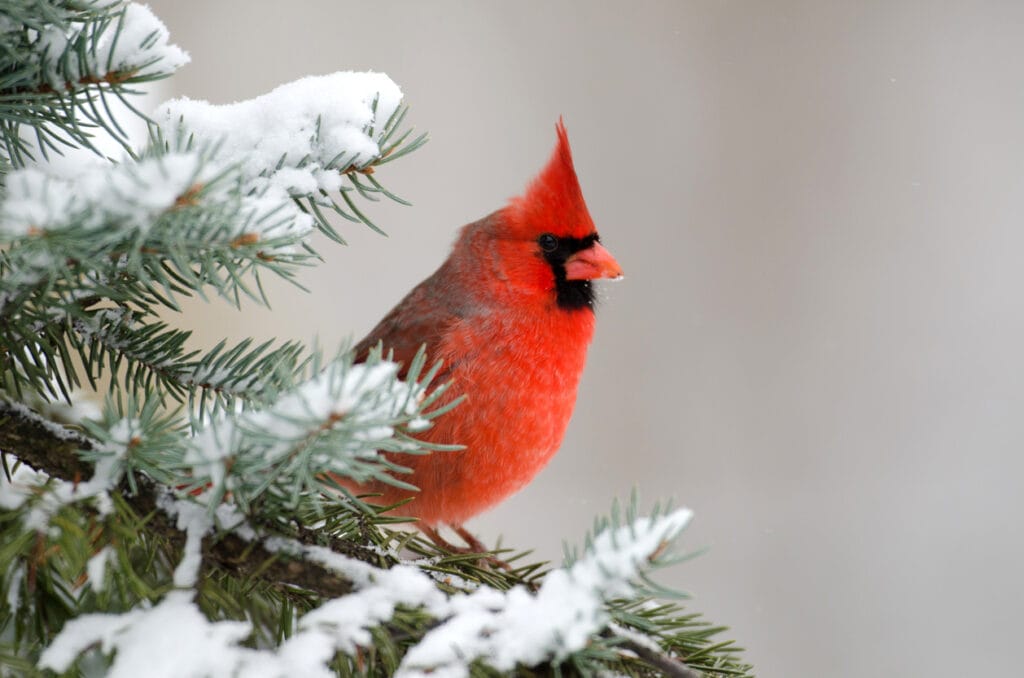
[
  {"left": 398, "top": 508, "right": 694, "bottom": 676},
  {"left": 153, "top": 71, "right": 425, "bottom": 237},
  {"left": 0, "top": 405, "right": 140, "bottom": 529},
  {"left": 38, "top": 591, "right": 254, "bottom": 678},
  {"left": 0, "top": 145, "right": 319, "bottom": 257},
  {"left": 0, "top": 147, "right": 317, "bottom": 344},
  {"left": 184, "top": 352, "right": 447, "bottom": 511},
  {"left": 155, "top": 71, "right": 401, "bottom": 195},
  {"left": 0, "top": 397, "right": 364, "bottom": 601},
  {"left": 1, "top": 345, "right": 446, "bottom": 561},
  {"left": 0, "top": 70, "right": 423, "bottom": 404},
  {"left": 0, "top": 2, "right": 189, "bottom": 165},
  {"left": 2, "top": 382, "right": 728, "bottom": 675},
  {"left": 32, "top": 3, "right": 189, "bottom": 90},
  {"left": 0, "top": 152, "right": 217, "bottom": 238},
  {"left": 37, "top": 540, "right": 432, "bottom": 677},
  {"left": 36, "top": 503, "right": 693, "bottom": 678},
  {"left": 0, "top": 72, "right": 422, "bottom": 341},
  {"left": 258, "top": 539, "right": 448, "bottom": 676}
]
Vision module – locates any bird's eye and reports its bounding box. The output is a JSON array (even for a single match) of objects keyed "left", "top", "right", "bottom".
[{"left": 538, "top": 233, "right": 558, "bottom": 252}]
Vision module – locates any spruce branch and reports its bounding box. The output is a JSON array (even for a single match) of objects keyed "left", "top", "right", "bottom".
[
  {"left": 603, "top": 631, "right": 703, "bottom": 678},
  {"left": 0, "top": 399, "right": 363, "bottom": 600},
  {"left": 0, "top": 1, "right": 189, "bottom": 167},
  {"left": 153, "top": 72, "right": 426, "bottom": 241},
  {"left": 2, "top": 74, "right": 424, "bottom": 406},
  {"left": 65, "top": 306, "right": 310, "bottom": 417},
  {"left": 0, "top": 150, "right": 316, "bottom": 403}
]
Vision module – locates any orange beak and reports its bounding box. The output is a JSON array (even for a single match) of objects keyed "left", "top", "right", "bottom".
[{"left": 564, "top": 241, "right": 623, "bottom": 281}]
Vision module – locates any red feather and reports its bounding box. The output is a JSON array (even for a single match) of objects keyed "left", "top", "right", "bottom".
[{"left": 347, "top": 121, "right": 620, "bottom": 530}]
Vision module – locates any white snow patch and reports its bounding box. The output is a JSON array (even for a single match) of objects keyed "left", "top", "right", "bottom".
[
  {"left": 0, "top": 463, "right": 49, "bottom": 511},
  {"left": 38, "top": 591, "right": 252, "bottom": 677},
  {"left": 0, "top": 170, "right": 74, "bottom": 236},
  {"left": 168, "top": 500, "right": 212, "bottom": 588},
  {"left": 154, "top": 71, "right": 401, "bottom": 199},
  {"left": 108, "top": 4, "right": 189, "bottom": 75},
  {"left": 397, "top": 508, "right": 694, "bottom": 677},
  {"left": 38, "top": 509, "right": 692, "bottom": 677},
  {"left": 253, "top": 538, "right": 445, "bottom": 676},
  {"left": 86, "top": 546, "right": 115, "bottom": 593},
  {"left": 2, "top": 70, "right": 397, "bottom": 256},
  {"left": 42, "top": 537, "right": 432, "bottom": 678},
  {"left": 20, "top": 417, "right": 136, "bottom": 530},
  {"left": 0, "top": 153, "right": 211, "bottom": 237},
  {"left": 0, "top": 150, "right": 313, "bottom": 257},
  {"left": 5, "top": 564, "right": 25, "bottom": 611},
  {"left": 213, "top": 499, "right": 257, "bottom": 541},
  {"left": 0, "top": 400, "right": 89, "bottom": 442},
  {"left": 33, "top": 3, "right": 188, "bottom": 89}
]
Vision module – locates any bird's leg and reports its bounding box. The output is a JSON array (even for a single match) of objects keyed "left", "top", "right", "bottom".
[
  {"left": 420, "top": 523, "right": 512, "bottom": 571},
  {"left": 451, "top": 524, "right": 512, "bottom": 571},
  {"left": 420, "top": 524, "right": 466, "bottom": 554},
  {"left": 451, "top": 524, "right": 488, "bottom": 553}
]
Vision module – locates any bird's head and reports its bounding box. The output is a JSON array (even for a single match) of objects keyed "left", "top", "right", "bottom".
[{"left": 482, "top": 119, "right": 623, "bottom": 311}]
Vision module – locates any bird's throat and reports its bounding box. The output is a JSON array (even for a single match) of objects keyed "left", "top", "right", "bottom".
[
  {"left": 554, "top": 276, "right": 594, "bottom": 310},
  {"left": 540, "top": 233, "right": 599, "bottom": 311}
]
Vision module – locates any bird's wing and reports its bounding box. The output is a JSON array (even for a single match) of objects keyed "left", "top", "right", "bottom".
[{"left": 351, "top": 273, "right": 471, "bottom": 383}]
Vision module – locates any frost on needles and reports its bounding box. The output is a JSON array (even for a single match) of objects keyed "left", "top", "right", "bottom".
[
  {"left": 38, "top": 507, "right": 695, "bottom": 678},
  {"left": 0, "top": 2, "right": 752, "bottom": 676},
  {"left": 0, "top": 2, "right": 188, "bottom": 164}
]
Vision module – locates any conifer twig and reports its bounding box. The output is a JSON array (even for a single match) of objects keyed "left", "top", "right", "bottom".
[
  {"left": 0, "top": 400, "right": 360, "bottom": 599},
  {"left": 602, "top": 627, "right": 704, "bottom": 678}
]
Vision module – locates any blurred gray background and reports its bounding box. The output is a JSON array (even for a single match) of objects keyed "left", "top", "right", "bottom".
[{"left": 144, "top": 2, "right": 1024, "bottom": 675}]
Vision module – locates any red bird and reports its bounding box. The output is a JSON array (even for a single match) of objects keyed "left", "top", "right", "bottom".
[{"left": 350, "top": 121, "right": 622, "bottom": 553}]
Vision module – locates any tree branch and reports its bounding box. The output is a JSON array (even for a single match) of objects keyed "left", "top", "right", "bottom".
[
  {"left": 0, "top": 399, "right": 357, "bottom": 598},
  {"left": 609, "top": 632, "right": 704, "bottom": 678}
]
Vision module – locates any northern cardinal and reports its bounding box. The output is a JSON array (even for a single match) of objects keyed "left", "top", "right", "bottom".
[{"left": 349, "top": 120, "right": 622, "bottom": 553}]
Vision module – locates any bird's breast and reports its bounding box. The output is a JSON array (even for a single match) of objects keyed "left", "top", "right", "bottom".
[{"left": 411, "top": 307, "right": 597, "bottom": 525}]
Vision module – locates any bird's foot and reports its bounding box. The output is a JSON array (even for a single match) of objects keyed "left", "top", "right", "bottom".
[
  {"left": 421, "top": 524, "right": 512, "bottom": 571},
  {"left": 451, "top": 524, "right": 488, "bottom": 552}
]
